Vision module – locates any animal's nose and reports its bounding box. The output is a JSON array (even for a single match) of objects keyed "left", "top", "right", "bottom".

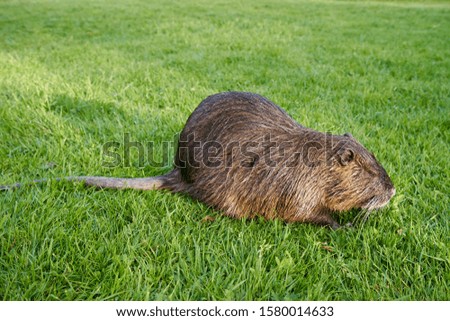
[{"left": 390, "top": 187, "right": 396, "bottom": 197}]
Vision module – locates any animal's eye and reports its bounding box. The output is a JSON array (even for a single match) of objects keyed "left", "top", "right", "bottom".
[
  {"left": 357, "top": 157, "right": 377, "bottom": 176},
  {"left": 362, "top": 163, "right": 377, "bottom": 176}
]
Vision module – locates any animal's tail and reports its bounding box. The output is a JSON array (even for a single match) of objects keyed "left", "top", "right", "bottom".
[{"left": 0, "top": 175, "right": 166, "bottom": 191}]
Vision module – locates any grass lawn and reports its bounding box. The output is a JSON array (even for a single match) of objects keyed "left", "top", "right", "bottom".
[{"left": 0, "top": 0, "right": 449, "bottom": 300}]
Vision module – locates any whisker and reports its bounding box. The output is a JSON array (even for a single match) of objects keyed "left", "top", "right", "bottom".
[
  {"left": 352, "top": 209, "right": 371, "bottom": 227},
  {"left": 362, "top": 210, "right": 372, "bottom": 222}
]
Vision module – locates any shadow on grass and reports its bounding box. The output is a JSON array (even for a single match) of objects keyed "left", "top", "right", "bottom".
[{"left": 46, "top": 95, "right": 127, "bottom": 124}]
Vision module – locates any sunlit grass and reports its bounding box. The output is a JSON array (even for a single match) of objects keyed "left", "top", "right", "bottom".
[{"left": 0, "top": 0, "right": 448, "bottom": 300}]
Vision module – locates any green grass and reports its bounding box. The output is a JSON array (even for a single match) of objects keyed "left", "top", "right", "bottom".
[{"left": 0, "top": 0, "right": 449, "bottom": 300}]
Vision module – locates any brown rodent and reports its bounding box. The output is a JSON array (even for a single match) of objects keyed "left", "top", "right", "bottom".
[{"left": 1, "top": 92, "right": 395, "bottom": 228}]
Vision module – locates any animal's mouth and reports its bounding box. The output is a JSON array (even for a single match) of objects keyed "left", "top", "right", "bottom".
[{"left": 361, "top": 187, "right": 396, "bottom": 211}]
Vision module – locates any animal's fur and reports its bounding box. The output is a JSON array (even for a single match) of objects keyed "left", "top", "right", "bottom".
[{"left": 1, "top": 92, "right": 395, "bottom": 228}]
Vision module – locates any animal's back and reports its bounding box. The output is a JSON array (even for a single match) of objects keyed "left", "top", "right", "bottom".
[
  {"left": 178, "top": 92, "right": 302, "bottom": 146},
  {"left": 169, "top": 92, "right": 310, "bottom": 220},
  {"left": 175, "top": 92, "right": 303, "bottom": 166}
]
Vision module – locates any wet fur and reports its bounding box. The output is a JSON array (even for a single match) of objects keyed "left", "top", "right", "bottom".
[{"left": 1, "top": 92, "right": 395, "bottom": 228}]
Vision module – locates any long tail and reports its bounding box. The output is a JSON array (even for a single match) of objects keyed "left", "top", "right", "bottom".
[{"left": 0, "top": 175, "right": 166, "bottom": 191}]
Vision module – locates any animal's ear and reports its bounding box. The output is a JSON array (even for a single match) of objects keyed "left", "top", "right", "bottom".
[
  {"left": 343, "top": 132, "right": 353, "bottom": 138},
  {"left": 336, "top": 148, "right": 354, "bottom": 166}
]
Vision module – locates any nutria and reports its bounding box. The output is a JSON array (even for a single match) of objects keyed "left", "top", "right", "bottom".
[{"left": 1, "top": 92, "right": 395, "bottom": 228}]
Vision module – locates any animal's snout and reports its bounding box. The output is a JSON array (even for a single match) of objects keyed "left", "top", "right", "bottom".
[{"left": 390, "top": 187, "right": 396, "bottom": 198}]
